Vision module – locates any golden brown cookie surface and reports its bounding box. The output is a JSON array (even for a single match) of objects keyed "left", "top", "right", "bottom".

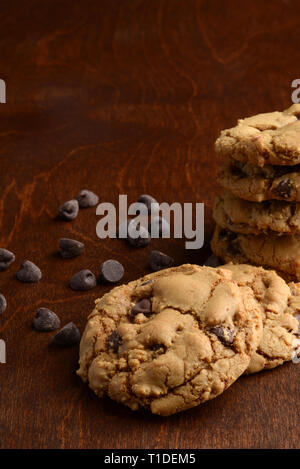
[
  {"left": 213, "top": 192, "right": 300, "bottom": 235},
  {"left": 211, "top": 224, "right": 300, "bottom": 281},
  {"left": 77, "top": 264, "right": 262, "bottom": 416},
  {"left": 218, "top": 159, "right": 300, "bottom": 202},
  {"left": 215, "top": 104, "right": 300, "bottom": 167},
  {"left": 223, "top": 263, "right": 300, "bottom": 374}
]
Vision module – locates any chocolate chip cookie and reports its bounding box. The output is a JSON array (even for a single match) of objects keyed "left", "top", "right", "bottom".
[
  {"left": 215, "top": 104, "right": 300, "bottom": 167},
  {"left": 218, "top": 159, "right": 300, "bottom": 202},
  {"left": 211, "top": 225, "right": 300, "bottom": 280},
  {"left": 223, "top": 263, "right": 300, "bottom": 373},
  {"left": 213, "top": 192, "right": 300, "bottom": 235},
  {"left": 77, "top": 264, "right": 262, "bottom": 416}
]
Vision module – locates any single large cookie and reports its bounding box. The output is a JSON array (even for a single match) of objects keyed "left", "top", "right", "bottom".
[
  {"left": 213, "top": 192, "right": 300, "bottom": 235},
  {"left": 211, "top": 225, "right": 300, "bottom": 280},
  {"left": 215, "top": 104, "right": 300, "bottom": 167},
  {"left": 77, "top": 264, "right": 262, "bottom": 416},
  {"left": 223, "top": 263, "right": 300, "bottom": 374},
  {"left": 218, "top": 159, "right": 300, "bottom": 202}
]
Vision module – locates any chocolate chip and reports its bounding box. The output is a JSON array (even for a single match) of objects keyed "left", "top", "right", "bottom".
[
  {"left": 127, "top": 223, "right": 151, "bottom": 248},
  {"left": 295, "top": 314, "right": 300, "bottom": 336},
  {"left": 69, "top": 270, "right": 97, "bottom": 291},
  {"left": 99, "top": 260, "right": 124, "bottom": 284},
  {"left": 52, "top": 322, "right": 81, "bottom": 347},
  {"left": 75, "top": 189, "right": 99, "bottom": 208},
  {"left": 16, "top": 260, "right": 42, "bottom": 283},
  {"left": 274, "top": 180, "right": 292, "bottom": 199},
  {"left": 131, "top": 299, "right": 152, "bottom": 316},
  {"left": 0, "top": 294, "right": 7, "bottom": 314},
  {"left": 211, "top": 326, "right": 235, "bottom": 345},
  {"left": 148, "top": 216, "right": 169, "bottom": 238},
  {"left": 108, "top": 330, "right": 121, "bottom": 352},
  {"left": 0, "top": 248, "right": 15, "bottom": 271},
  {"left": 33, "top": 308, "right": 61, "bottom": 332},
  {"left": 58, "top": 199, "right": 79, "bottom": 221},
  {"left": 137, "top": 194, "right": 159, "bottom": 214},
  {"left": 58, "top": 238, "right": 84, "bottom": 259},
  {"left": 149, "top": 250, "right": 174, "bottom": 272},
  {"left": 150, "top": 343, "right": 166, "bottom": 352},
  {"left": 203, "top": 254, "right": 222, "bottom": 267}
]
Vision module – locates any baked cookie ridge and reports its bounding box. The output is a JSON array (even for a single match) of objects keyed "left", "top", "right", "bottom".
[
  {"left": 213, "top": 192, "right": 300, "bottom": 235},
  {"left": 211, "top": 225, "right": 300, "bottom": 281},
  {"left": 218, "top": 159, "right": 300, "bottom": 202}
]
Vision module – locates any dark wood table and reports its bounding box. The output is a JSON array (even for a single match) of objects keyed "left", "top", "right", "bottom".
[{"left": 0, "top": 0, "right": 299, "bottom": 449}]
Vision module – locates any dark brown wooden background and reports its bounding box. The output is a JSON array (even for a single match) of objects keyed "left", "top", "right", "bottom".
[{"left": 0, "top": 0, "right": 299, "bottom": 449}]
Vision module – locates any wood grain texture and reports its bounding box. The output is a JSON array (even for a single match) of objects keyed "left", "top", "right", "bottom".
[{"left": 0, "top": 0, "right": 299, "bottom": 449}]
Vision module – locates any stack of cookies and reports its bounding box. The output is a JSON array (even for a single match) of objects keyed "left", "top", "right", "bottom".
[
  {"left": 211, "top": 104, "right": 300, "bottom": 281},
  {"left": 78, "top": 263, "right": 300, "bottom": 416}
]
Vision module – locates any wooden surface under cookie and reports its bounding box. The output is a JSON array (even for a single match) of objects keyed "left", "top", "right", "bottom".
[{"left": 0, "top": 0, "right": 299, "bottom": 449}]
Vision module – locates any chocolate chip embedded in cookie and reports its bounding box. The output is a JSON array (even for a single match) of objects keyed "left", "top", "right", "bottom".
[
  {"left": 215, "top": 104, "right": 300, "bottom": 167},
  {"left": 77, "top": 264, "right": 263, "bottom": 416},
  {"left": 218, "top": 159, "right": 300, "bottom": 202},
  {"left": 223, "top": 263, "right": 300, "bottom": 373},
  {"left": 211, "top": 224, "right": 300, "bottom": 281},
  {"left": 213, "top": 192, "right": 300, "bottom": 235}
]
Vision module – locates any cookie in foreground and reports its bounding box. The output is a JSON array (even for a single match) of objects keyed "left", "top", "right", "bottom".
[{"left": 77, "top": 264, "right": 262, "bottom": 416}]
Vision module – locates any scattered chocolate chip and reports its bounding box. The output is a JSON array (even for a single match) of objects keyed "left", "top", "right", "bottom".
[
  {"left": 149, "top": 250, "right": 174, "bottom": 272},
  {"left": 137, "top": 194, "right": 159, "bottom": 214},
  {"left": 16, "top": 260, "right": 42, "bottom": 283},
  {"left": 127, "top": 223, "right": 151, "bottom": 248},
  {"left": 295, "top": 314, "right": 300, "bottom": 336},
  {"left": 211, "top": 326, "right": 235, "bottom": 345},
  {"left": 99, "top": 260, "right": 124, "bottom": 284},
  {"left": 52, "top": 322, "right": 81, "bottom": 347},
  {"left": 274, "top": 180, "right": 292, "bottom": 199},
  {"left": 108, "top": 330, "right": 121, "bottom": 352},
  {"left": 33, "top": 308, "right": 61, "bottom": 332},
  {"left": 203, "top": 254, "right": 222, "bottom": 267},
  {"left": 58, "top": 238, "right": 84, "bottom": 259},
  {"left": 131, "top": 299, "right": 152, "bottom": 316},
  {"left": 0, "top": 248, "right": 15, "bottom": 271},
  {"left": 0, "top": 294, "right": 7, "bottom": 314},
  {"left": 75, "top": 189, "right": 99, "bottom": 208},
  {"left": 58, "top": 199, "right": 79, "bottom": 221},
  {"left": 69, "top": 270, "right": 97, "bottom": 291},
  {"left": 227, "top": 240, "right": 241, "bottom": 256},
  {"left": 148, "top": 216, "right": 169, "bottom": 238}
]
